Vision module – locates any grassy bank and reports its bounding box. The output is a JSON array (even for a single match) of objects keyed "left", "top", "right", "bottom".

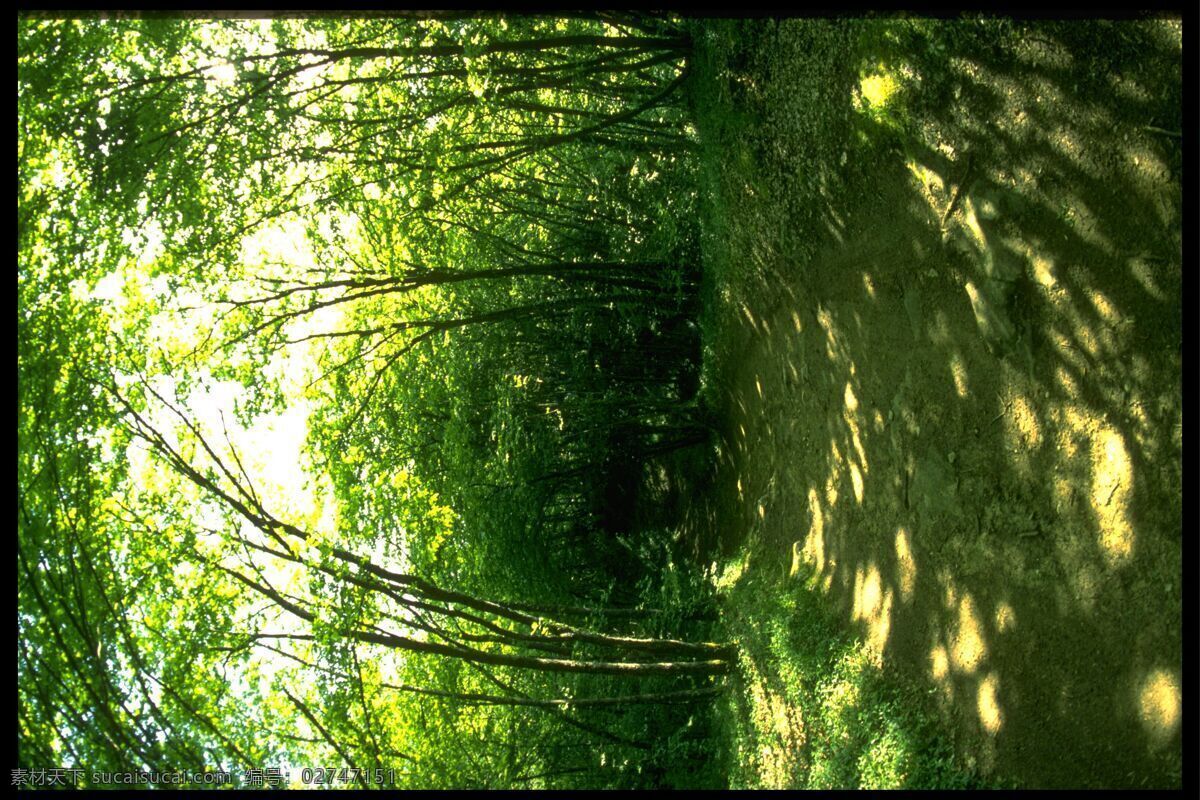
[{"left": 712, "top": 553, "right": 995, "bottom": 788}]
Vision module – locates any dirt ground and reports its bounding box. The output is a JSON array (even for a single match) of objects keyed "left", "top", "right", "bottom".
[{"left": 684, "top": 19, "right": 1182, "bottom": 788}]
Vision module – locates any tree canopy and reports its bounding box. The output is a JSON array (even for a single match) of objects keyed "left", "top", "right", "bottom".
[{"left": 18, "top": 13, "right": 726, "bottom": 789}]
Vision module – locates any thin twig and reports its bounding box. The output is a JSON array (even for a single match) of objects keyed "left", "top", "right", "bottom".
[{"left": 1142, "top": 125, "right": 1181, "bottom": 139}]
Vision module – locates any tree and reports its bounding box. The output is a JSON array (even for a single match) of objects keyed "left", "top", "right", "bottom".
[{"left": 18, "top": 13, "right": 720, "bottom": 788}]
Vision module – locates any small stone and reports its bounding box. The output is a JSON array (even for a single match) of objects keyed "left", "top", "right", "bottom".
[{"left": 948, "top": 451, "right": 957, "bottom": 464}]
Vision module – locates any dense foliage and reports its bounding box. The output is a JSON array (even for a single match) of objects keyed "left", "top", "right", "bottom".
[{"left": 18, "top": 14, "right": 726, "bottom": 788}]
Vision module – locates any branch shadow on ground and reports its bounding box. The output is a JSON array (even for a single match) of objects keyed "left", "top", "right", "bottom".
[{"left": 689, "top": 17, "right": 1181, "bottom": 789}]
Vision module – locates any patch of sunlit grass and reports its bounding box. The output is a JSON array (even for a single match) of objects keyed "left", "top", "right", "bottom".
[
  {"left": 852, "top": 62, "right": 912, "bottom": 134},
  {"left": 713, "top": 561, "right": 991, "bottom": 788},
  {"left": 858, "top": 71, "right": 901, "bottom": 110},
  {"left": 711, "top": 552, "right": 751, "bottom": 594}
]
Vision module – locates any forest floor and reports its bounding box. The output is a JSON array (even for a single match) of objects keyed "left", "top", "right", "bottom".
[{"left": 664, "top": 17, "right": 1182, "bottom": 789}]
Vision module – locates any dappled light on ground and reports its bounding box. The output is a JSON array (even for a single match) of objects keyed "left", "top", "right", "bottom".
[
  {"left": 1137, "top": 668, "right": 1181, "bottom": 747},
  {"left": 949, "top": 592, "right": 987, "bottom": 674},
  {"left": 690, "top": 16, "right": 1180, "bottom": 789},
  {"left": 1088, "top": 424, "right": 1134, "bottom": 565},
  {"left": 744, "top": 670, "right": 806, "bottom": 787},
  {"left": 893, "top": 527, "right": 916, "bottom": 604},
  {"left": 976, "top": 673, "right": 1002, "bottom": 735},
  {"left": 851, "top": 563, "right": 892, "bottom": 658}
]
